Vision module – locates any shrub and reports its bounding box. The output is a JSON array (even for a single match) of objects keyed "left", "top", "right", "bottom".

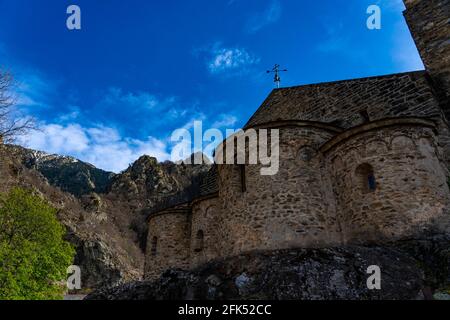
[{"left": 0, "top": 188, "right": 75, "bottom": 300}]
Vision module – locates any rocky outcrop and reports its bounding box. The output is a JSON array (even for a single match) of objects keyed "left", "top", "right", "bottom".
[
  {"left": 85, "top": 237, "right": 450, "bottom": 300},
  {"left": 110, "top": 154, "right": 209, "bottom": 207},
  {"left": 108, "top": 154, "right": 210, "bottom": 250}
]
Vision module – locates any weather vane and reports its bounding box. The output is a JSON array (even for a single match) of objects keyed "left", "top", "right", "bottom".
[{"left": 267, "top": 64, "right": 288, "bottom": 88}]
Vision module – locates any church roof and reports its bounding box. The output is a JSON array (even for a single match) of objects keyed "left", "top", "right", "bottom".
[
  {"left": 245, "top": 71, "right": 441, "bottom": 130},
  {"left": 198, "top": 165, "right": 218, "bottom": 197}
]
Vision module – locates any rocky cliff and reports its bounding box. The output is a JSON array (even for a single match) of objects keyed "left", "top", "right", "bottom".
[{"left": 0, "top": 144, "right": 210, "bottom": 291}]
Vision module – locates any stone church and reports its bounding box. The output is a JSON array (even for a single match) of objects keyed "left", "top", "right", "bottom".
[{"left": 144, "top": 0, "right": 450, "bottom": 279}]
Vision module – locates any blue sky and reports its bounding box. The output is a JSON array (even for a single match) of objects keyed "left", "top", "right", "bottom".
[{"left": 0, "top": 0, "right": 423, "bottom": 172}]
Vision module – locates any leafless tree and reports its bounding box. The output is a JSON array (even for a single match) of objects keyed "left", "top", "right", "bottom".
[{"left": 0, "top": 69, "right": 35, "bottom": 143}]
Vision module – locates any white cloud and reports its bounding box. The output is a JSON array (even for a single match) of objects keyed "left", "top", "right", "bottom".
[
  {"left": 84, "top": 136, "right": 169, "bottom": 173},
  {"left": 208, "top": 46, "right": 260, "bottom": 75},
  {"left": 17, "top": 110, "right": 240, "bottom": 172},
  {"left": 57, "top": 107, "right": 81, "bottom": 122},
  {"left": 211, "top": 114, "right": 238, "bottom": 128},
  {"left": 245, "top": 0, "right": 282, "bottom": 34},
  {"left": 193, "top": 42, "right": 260, "bottom": 76},
  {"left": 19, "top": 123, "right": 170, "bottom": 173},
  {"left": 25, "top": 124, "right": 90, "bottom": 154}
]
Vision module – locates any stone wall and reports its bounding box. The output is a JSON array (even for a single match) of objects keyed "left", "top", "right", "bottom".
[
  {"left": 323, "top": 119, "right": 450, "bottom": 243},
  {"left": 145, "top": 205, "right": 191, "bottom": 279},
  {"left": 145, "top": 118, "right": 450, "bottom": 280},
  {"left": 189, "top": 196, "right": 221, "bottom": 268},
  {"left": 404, "top": 0, "right": 450, "bottom": 110},
  {"left": 216, "top": 126, "right": 343, "bottom": 258}
]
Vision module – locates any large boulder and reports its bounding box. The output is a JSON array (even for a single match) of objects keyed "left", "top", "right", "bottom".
[{"left": 84, "top": 237, "right": 450, "bottom": 300}]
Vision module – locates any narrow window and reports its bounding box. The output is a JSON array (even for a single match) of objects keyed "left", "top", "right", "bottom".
[
  {"left": 239, "top": 164, "right": 246, "bottom": 192},
  {"left": 151, "top": 236, "right": 158, "bottom": 256},
  {"left": 368, "top": 173, "right": 376, "bottom": 191},
  {"left": 194, "top": 230, "right": 204, "bottom": 253},
  {"left": 355, "top": 163, "right": 377, "bottom": 193}
]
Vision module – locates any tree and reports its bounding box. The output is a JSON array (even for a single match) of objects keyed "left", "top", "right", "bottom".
[
  {"left": 0, "top": 188, "right": 75, "bottom": 300},
  {"left": 0, "top": 70, "right": 35, "bottom": 143}
]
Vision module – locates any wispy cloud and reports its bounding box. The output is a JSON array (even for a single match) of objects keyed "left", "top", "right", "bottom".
[
  {"left": 90, "top": 86, "right": 192, "bottom": 135},
  {"left": 245, "top": 0, "right": 282, "bottom": 34},
  {"left": 209, "top": 47, "right": 260, "bottom": 74},
  {"left": 0, "top": 43, "right": 55, "bottom": 110},
  {"left": 57, "top": 106, "right": 81, "bottom": 122},
  {"left": 14, "top": 72, "right": 55, "bottom": 109},
  {"left": 195, "top": 42, "right": 260, "bottom": 76},
  {"left": 211, "top": 113, "right": 238, "bottom": 128},
  {"left": 100, "top": 87, "right": 172, "bottom": 110}
]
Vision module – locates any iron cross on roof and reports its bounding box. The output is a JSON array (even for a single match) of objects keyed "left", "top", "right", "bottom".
[{"left": 267, "top": 64, "right": 288, "bottom": 88}]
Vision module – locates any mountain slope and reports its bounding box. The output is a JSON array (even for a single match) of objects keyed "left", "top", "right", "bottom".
[{"left": 18, "top": 148, "right": 115, "bottom": 197}]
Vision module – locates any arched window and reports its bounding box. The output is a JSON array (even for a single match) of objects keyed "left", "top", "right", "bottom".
[
  {"left": 151, "top": 236, "right": 158, "bottom": 256},
  {"left": 356, "top": 164, "right": 376, "bottom": 193},
  {"left": 194, "top": 230, "right": 204, "bottom": 253},
  {"left": 298, "top": 146, "right": 316, "bottom": 162}
]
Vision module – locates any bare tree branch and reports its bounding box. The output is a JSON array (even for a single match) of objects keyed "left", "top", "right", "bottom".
[{"left": 0, "top": 69, "right": 36, "bottom": 144}]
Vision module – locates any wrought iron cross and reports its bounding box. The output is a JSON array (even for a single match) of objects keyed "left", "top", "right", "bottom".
[{"left": 267, "top": 64, "right": 288, "bottom": 88}]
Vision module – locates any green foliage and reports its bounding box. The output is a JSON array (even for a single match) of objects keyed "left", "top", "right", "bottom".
[{"left": 0, "top": 188, "right": 75, "bottom": 300}]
